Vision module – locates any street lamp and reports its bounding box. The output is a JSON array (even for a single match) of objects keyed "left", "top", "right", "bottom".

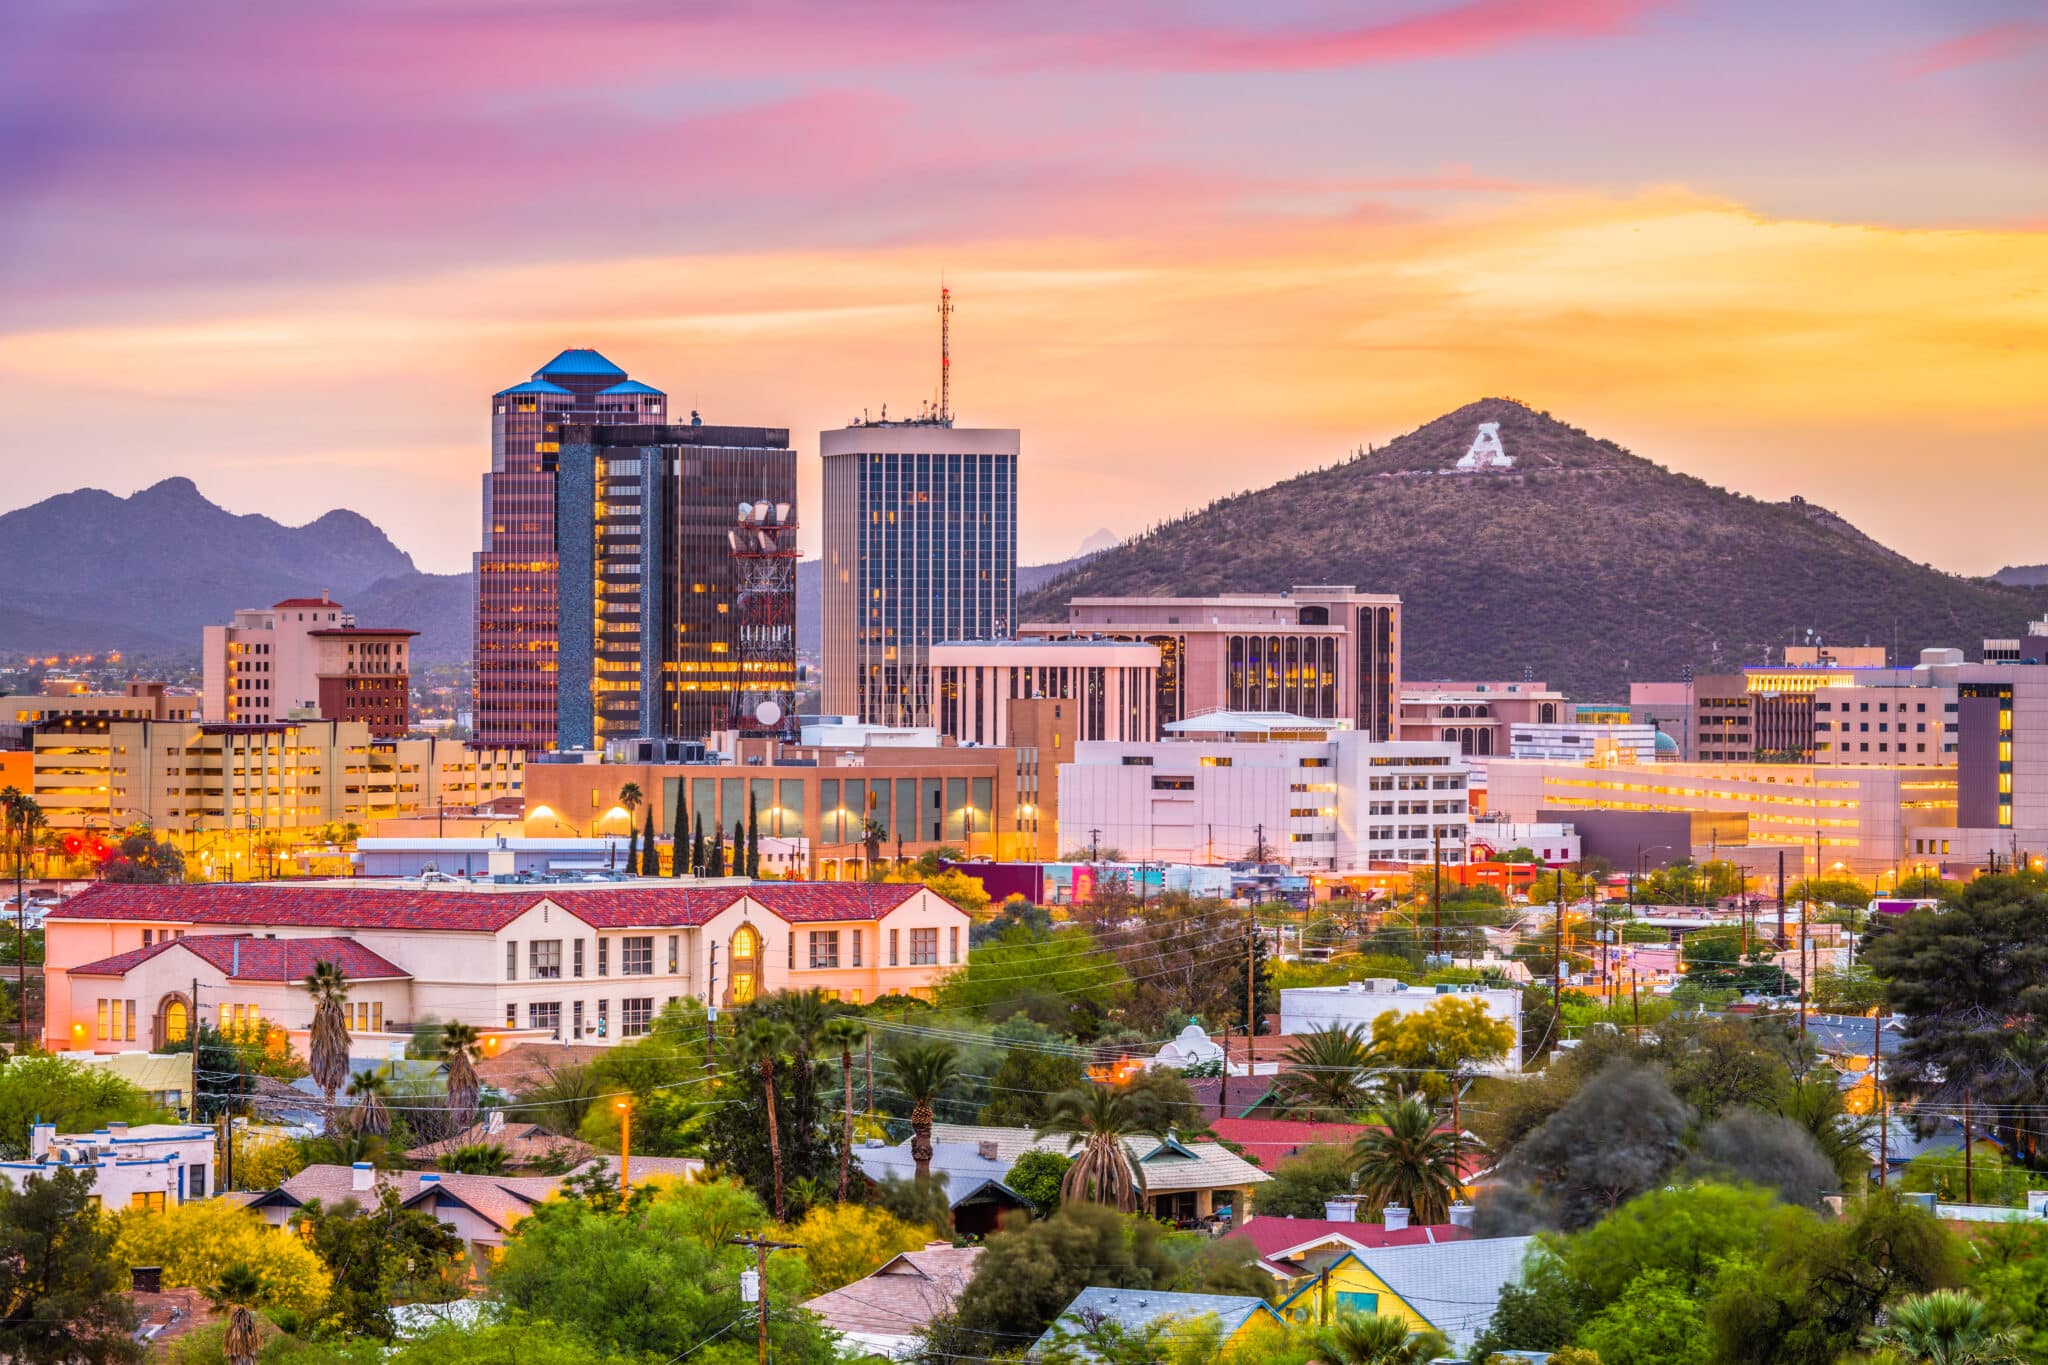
[{"left": 614, "top": 1097, "right": 634, "bottom": 1196}]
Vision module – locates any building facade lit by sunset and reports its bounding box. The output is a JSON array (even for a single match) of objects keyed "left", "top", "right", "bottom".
[
  {"left": 474, "top": 350, "right": 667, "bottom": 751},
  {"left": 821, "top": 421, "right": 1019, "bottom": 728},
  {"left": 201, "top": 595, "right": 416, "bottom": 739}
]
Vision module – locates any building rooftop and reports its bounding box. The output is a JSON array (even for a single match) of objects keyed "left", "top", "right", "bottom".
[
  {"left": 48, "top": 881, "right": 934, "bottom": 934},
  {"left": 1035, "top": 1289, "right": 1281, "bottom": 1356},
  {"left": 597, "top": 379, "right": 665, "bottom": 396},
  {"left": 1226, "top": 1215, "right": 1472, "bottom": 1264},
  {"left": 535, "top": 348, "right": 626, "bottom": 378},
  {"left": 1311, "top": 1236, "right": 1537, "bottom": 1348},
  {"left": 802, "top": 1243, "right": 983, "bottom": 1342},
  {"left": 271, "top": 596, "right": 342, "bottom": 610},
  {"left": 496, "top": 378, "right": 574, "bottom": 397},
  {"left": 1165, "top": 711, "right": 1344, "bottom": 736},
  {"left": 67, "top": 935, "right": 411, "bottom": 983},
  {"left": 307, "top": 627, "right": 419, "bottom": 639}
]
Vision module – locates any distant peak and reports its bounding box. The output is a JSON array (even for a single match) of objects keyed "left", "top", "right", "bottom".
[{"left": 136, "top": 475, "right": 206, "bottom": 501}]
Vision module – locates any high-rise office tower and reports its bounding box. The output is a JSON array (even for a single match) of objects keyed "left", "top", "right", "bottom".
[
  {"left": 821, "top": 421, "right": 1019, "bottom": 726},
  {"left": 474, "top": 350, "right": 666, "bottom": 750},
  {"left": 554, "top": 419, "right": 796, "bottom": 749}
]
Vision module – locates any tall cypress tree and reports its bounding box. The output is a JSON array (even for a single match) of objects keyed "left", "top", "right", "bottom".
[
  {"left": 641, "top": 809, "right": 658, "bottom": 876},
  {"left": 746, "top": 791, "right": 761, "bottom": 878},
  {"left": 624, "top": 820, "right": 639, "bottom": 877},
  {"left": 707, "top": 828, "right": 725, "bottom": 877},
  {"left": 669, "top": 792, "right": 687, "bottom": 877},
  {"left": 692, "top": 812, "right": 705, "bottom": 877},
  {"left": 734, "top": 819, "right": 746, "bottom": 879}
]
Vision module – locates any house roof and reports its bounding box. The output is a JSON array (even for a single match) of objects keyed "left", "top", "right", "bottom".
[
  {"left": 1209, "top": 1117, "right": 1370, "bottom": 1169},
  {"left": 920, "top": 1124, "right": 1269, "bottom": 1192},
  {"left": 404, "top": 1119, "right": 595, "bottom": 1165},
  {"left": 271, "top": 1157, "right": 701, "bottom": 1232},
  {"left": 801, "top": 1244, "right": 983, "bottom": 1338},
  {"left": 271, "top": 596, "right": 341, "bottom": 610},
  {"left": 1293, "top": 1237, "right": 1536, "bottom": 1348},
  {"left": 1226, "top": 1216, "right": 1471, "bottom": 1265},
  {"left": 307, "top": 627, "right": 419, "bottom": 639},
  {"left": 1034, "top": 1289, "right": 1281, "bottom": 1357},
  {"left": 473, "top": 1042, "right": 607, "bottom": 1094},
  {"left": 48, "top": 881, "right": 937, "bottom": 934},
  {"left": 1187, "top": 1076, "right": 1277, "bottom": 1121},
  {"left": 67, "top": 935, "right": 411, "bottom": 983},
  {"left": 851, "top": 1140, "right": 1031, "bottom": 1209}
]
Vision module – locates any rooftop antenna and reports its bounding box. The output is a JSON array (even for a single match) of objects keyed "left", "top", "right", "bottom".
[{"left": 938, "top": 281, "right": 953, "bottom": 426}]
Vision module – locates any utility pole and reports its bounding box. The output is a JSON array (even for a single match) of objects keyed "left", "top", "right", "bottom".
[
  {"left": 733, "top": 1235, "right": 800, "bottom": 1365},
  {"left": 1776, "top": 849, "right": 1787, "bottom": 949},
  {"left": 864, "top": 1034, "right": 874, "bottom": 1115},
  {"left": 1089, "top": 828, "right": 1101, "bottom": 864},
  {"left": 1245, "top": 918, "right": 1259, "bottom": 1074},
  {"left": 1873, "top": 1008, "right": 1886, "bottom": 1186},
  {"left": 1430, "top": 828, "right": 1443, "bottom": 960},
  {"left": 1552, "top": 881, "right": 1564, "bottom": 1018},
  {"left": 1964, "top": 1087, "right": 1975, "bottom": 1204},
  {"left": 190, "top": 976, "right": 201, "bottom": 1123}
]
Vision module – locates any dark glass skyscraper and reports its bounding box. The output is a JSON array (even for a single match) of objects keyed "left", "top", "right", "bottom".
[
  {"left": 821, "top": 421, "right": 1019, "bottom": 727},
  {"left": 554, "top": 421, "right": 796, "bottom": 749},
  {"left": 474, "top": 350, "right": 666, "bottom": 750}
]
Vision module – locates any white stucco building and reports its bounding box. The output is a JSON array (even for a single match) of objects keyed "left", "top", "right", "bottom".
[
  {"left": 43, "top": 878, "right": 974, "bottom": 1054},
  {"left": 1057, "top": 712, "right": 1469, "bottom": 872},
  {"left": 1, "top": 1121, "right": 216, "bottom": 1210}
]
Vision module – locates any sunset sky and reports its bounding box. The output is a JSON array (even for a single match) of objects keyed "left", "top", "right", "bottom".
[{"left": 4, "top": 0, "right": 2044, "bottom": 574}]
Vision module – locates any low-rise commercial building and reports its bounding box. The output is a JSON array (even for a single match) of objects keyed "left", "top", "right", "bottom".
[
  {"left": 43, "top": 878, "right": 972, "bottom": 1052},
  {"left": 1058, "top": 712, "right": 1469, "bottom": 872},
  {"left": 4, "top": 1121, "right": 215, "bottom": 1210},
  {"left": 203, "top": 595, "right": 415, "bottom": 738},
  {"left": 1396, "top": 681, "right": 1566, "bottom": 758},
  {"left": 929, "top": 638, "right": 1160, "bottom": 745}
]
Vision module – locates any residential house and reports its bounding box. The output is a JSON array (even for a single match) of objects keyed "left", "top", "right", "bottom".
[
  {"left": 926, "top": 1123, "right": 1270, "bottom": 1226},
  {"left": 802, "top": 1242, "right": 983, "bottom": 1359},
  {"left": 1226, "top": 1209, "right": 1473, "bottom": 1284},
  {"left": 1032, "top": 1289, "right": 1286, "bottom": 1359},
  {"left": 405, "top": 1113, "right": 596, "bottom": 1169},
  {"left": 4, "top": 1122, "right": 215, "bottom": 1211},
  {"left": 1275, "top": 1236, "right": 1537, "bottom": 1351},
  {"left": 847, "top": 1137, "right": 1033, "bottom": 1236},
  {"left": 1207, "top": 1117, "right": 1370, "bottom": 1171}
]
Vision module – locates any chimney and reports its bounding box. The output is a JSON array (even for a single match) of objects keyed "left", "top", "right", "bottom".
[
  {"left": 1448, "top": 1201, "right": 1475, "bottom": 1228},
  {"left": 1383, "top": 1204, "right": 1411, "bottom": 1231},
  {"left": 351, "top": 1161, "right": 374, "bottom": 1192},
  {"left": 29, "top": 1123, "right": 54, "bottom": 1159},
  {"left": 1323, "top": 1200, "right": 1356, "bottom": 1223},
  {"left": 978, "top": 1141, "right": 999, "bottom": 1161}
]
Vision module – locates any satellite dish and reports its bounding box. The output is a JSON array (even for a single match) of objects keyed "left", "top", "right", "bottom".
[{"left": 754, "top": 700, "right": 784, "bottom": 726}]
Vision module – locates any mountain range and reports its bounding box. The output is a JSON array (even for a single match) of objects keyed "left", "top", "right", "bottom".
[
  {"left": 1019, "top": 398, "right": 2047, "bottom": 698},
  {"left": 0, "top": 478, "right": 470, "bottom": 661}
]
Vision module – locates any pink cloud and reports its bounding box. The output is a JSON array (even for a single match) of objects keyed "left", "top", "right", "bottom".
[
  {"left": 1080, "top": 0, "right": 1667, "bottom": 72},
  {"left": 1903, "top": 18, "right": 2048, "bottom": 76}
]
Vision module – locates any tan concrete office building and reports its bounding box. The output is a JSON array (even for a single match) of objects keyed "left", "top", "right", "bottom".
[{"left": 929, "top": 638, "right": 1160, "bottom": 746}]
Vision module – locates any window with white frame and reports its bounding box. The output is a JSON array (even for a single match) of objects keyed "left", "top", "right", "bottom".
[
  {"left": 910, "top": 927, "right": 938, "bottom": 966},
  {"left": 530, "top": 940, "right": 563, "bottom": 980},
  {"left": 621, "top": 936, "right": 654, "bottom": 976},
  {"left": 621, "top": 998, "right": 654, "bottom": 1037},
  {"left": 809, "top": 931, "right": 840, "bottom": 969}
]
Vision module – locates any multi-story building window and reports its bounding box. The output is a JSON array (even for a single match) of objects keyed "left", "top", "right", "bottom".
[
  {"left": 809, "top": 931, "right": 840, "bottom": 970},
  {"left": 621, "top": 937, "right": 654, "bottom": 976},
  {"left": 531, "top": 940, "right": 563, "bottom": 980},
  {"left": 572, "top": 1000, "right": 585, "bottom": 1039},
  {"left": 505, "top": 941, "right": 518, "bottom": 981},
  {"left": 529, "top": 1002, "right": 561, "bottom": 1036},
  {"left": 574, "top": 939, "right": 585, "bottom": 977},
  {"left": 596, "top": 998, "right": 610, "bottom": 1038},
  {"left": 910, "top": 927, "right": 938, "bottom": 966},
  {"left": 949, "top": 926, "right": 960, "bottom": 964},
  {"left": 348, "top": 1002, "right": 384, "bottom": 1032},
  {"left": 850, "top": 932, "right": 862, "bottom": 967},
  {"left": 621, "top": 998, "right": 654, "bottom": 1037},
  {"left": 889, "top": 928, "right": 900, "bottom": 966},
  {"left": 598, "top": 938, "right": 609, "bottom": 976}
]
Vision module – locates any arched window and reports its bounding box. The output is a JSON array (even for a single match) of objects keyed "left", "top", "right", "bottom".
[
  {"left": 1442, "top": 728, "right": 1458, "bottom": 743},
  {"left": 1478, "top": 729, "right": 1495, "bottom": 756},
  {"left": 728, "top": 924, "right": 761, "bottom": 1006},
  {"left": 1540, "top": 703, "right": 1557, "bottom": 724},
  {"left": 159, "top": 996, "right": 190, "bottom": 1046}
]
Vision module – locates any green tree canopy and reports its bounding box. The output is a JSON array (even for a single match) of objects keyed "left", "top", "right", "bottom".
[
  {"left": 0, "top": 1166, "right": 139, "bottom": 1364},
  {"left": 0, "top": 1054, "right": 168, "bottom": 1159}
]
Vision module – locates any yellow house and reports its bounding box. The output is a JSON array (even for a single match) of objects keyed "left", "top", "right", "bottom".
[{"left": 1276, "top": 1237, "right": 1538, "bottom": 1352}]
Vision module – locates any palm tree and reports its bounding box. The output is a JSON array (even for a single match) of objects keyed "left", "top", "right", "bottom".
[
  {"left": 1865, "top": 1289, "right": 2023, "bottom": 1364},
  {"left": 890, "top": 1042, "right": 963, "bottom": 1185},
  {"left": 820, "top": 1015, "right": 869, "bottom": 1202},
  {"left": 206, "top": 1262, "right": 265, "bottom": 1365},
  {"left": 861, "top": 817, "right": 886, "bottom": 878},
  {"left": 2, "top": 788, "right": 44, "bottom": 1046},
  {"left": 440, "top": 1021, "right": 483, "bottom": 1131},
  {"left": 618, "top": 782, "right": 644, "bottom": 817},
  {"left": 1317, "top": 1311, "right": 1449, "bottom": 1365},
  {"left": 1037, "top": 1083, "right": 1162, "bottom": 1213},
  {"left": 736, "top": 1018, "right": 796, "bottom": 1220},
  {"left": 619, "top": 782, "right": 644, "bottom": 872},
  {"left": 1351, "top": 1094, "right": 1465, "bottom": 1226},
  {"left": 1272, "top": 1025, "right": 1380, "bottom": 1120},
  {"left": 345, "top": 1070, "right": 391, "bottom": 1137},
  {"left": 440, "top": 1142, "right": 509, "bottom": 1175},
  {"left": 303, "top": 960, "right": 352, "bottom": 1110}
]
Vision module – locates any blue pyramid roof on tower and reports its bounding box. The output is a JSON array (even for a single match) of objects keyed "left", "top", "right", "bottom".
[
  {"left": 495, "top": 379, "right": 574, "bottom": 397},
  {"left": 598, "top": 379, "right": 665, "bottom": 396},
  {"left": 536, "top": 348, "right": 627, "bottom": 378}
]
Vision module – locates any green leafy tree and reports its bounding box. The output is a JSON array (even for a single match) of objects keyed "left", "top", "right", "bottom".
[
  {"left": 0, "top": 1054, "right": 168, "bottom": 1158},
  {"left": 980, "top": 1038, "right": 1088, "bottom": 1127},
  {"left": 1317, "top": 1311, "right": 1448, "bottom": 1365},
  {"left": 939, "top": 1202, "right": 1179, "bottom": 1359},
  {"left": 437, "top": 1142, "right": 508, "bottom": 1174},
  {"left": 1493, "top": 1060, "right": 1694, "bottom": 1229},
  {"left": 1899, "top": 1143, "right": 2030, "bottom": 1208},
  {"left": 103, "top": 830, "right": 185, "bottom": 883},
  {"left": 1559, "top": 1181, "right": 1794, "bottom": 1310},
  {"left": 1008, "top": 1149, "right": 1073, "bottom": 1217},
  {"left": 1254, "top": 1143, "right": 1357, "bottom": 1218},
  {"left": 640, "top": 808, "right": 657, "bottom": 876},
  {"left": 1963, "top": 1222, "right": 2048, "bottom": 1363},
  {"left": 1576, "top": 1270, "right": 1711, "bottom": 1365},
  {"left": 1351, "top": 1094, "right": 1464, "bottom": 1225},
  {"left": 292, "top": 1189, "right": 464, "bottom": 1339},
  {"left": 936, "top": 924, "right": 1127, "bottom": 1022},
  {"left": 1368, "top": 996, "right": 1515, "bottom": 1102},
  {"left": 0, "top": 1166, "right": 140, "bottom": 1364},
  {"left": 1788, "top": 875, "right": 1873, "bottom": 909},
  {"left": 492, "top": 1177, "right": 834, "bottom": 1364}
]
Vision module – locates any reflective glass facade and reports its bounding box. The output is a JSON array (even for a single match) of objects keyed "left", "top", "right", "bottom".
[{"left": 474, "top": 353, "right": 666, "bottom": 750}]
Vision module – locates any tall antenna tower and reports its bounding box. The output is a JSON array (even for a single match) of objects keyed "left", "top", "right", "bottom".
[
  {"left": 937, "top": 284, "right": 953, "bottom": 426},
  {"left": 727, "top": 500, "right": 800, "bottom": 739}
]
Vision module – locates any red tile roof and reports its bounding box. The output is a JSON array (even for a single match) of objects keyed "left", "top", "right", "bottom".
[
  {"left": 49, "top": 881, "right": 943, "bottom": 934},
  {"left": 68, "top": 934, "right": 410, "bottom": 982},
  {"left": 308, "top": 627, "right": 419, "bottom": 638},
  {"left": 272, "top": 597, "right": 341, "bottom": 609},
  {"left": 1211, "top": 1117, "right": 1371, "bottom": 1169},
  {"left": 1227, "top": 1217, "right": 1472, "bottom": 1261}
]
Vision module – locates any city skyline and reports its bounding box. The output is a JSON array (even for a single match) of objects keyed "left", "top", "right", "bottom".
[{"left": 3, "top": 1, "right": 2044, "bottom": 575}]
